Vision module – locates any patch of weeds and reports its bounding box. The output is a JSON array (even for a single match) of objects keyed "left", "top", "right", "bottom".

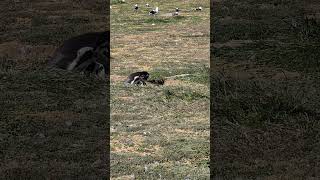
[
  {"left": 214, "top": 40, "right": 320, "bottom": 73},
  {"left": 0, "top": 56, "right": 18, "bottom": 73},
  {"left": 163, "top": 138, "right": 209, "bottom": 162},
  {"left": 111, "top": 153, "right": 157, "bottom": 176},
  {"left": 211, "top": 74, "right": 320, "bottom": 127},
  {"left": 163, "top": 89, "right": 174, "bottom": 100},
  {"left": 258, "top": 42, "right": 320, "bottom": 73},
  {"left": 178, "top": 70, "right": 209, "bottom": 85},
  {"left": 213, "top": 22, "right": 277, "bottom": 42},
  {"left": 212, "top": 0, "right": 304, "bottom": 42},
  {"left": 180, "top": 90, "right": 208, "bottom": 101}
]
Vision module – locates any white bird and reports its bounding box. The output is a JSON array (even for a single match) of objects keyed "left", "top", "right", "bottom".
[
  {"left": 196, "top": 7, "right": 202, "bottom": 11},
  {"left": 149, "top": 7, "right": 159, "bottom": 15},
  {"left": 146, "top": 3, "right": 150, "bottom": 7}
]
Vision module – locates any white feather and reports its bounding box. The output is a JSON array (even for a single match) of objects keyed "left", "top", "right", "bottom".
[{"left": 67, "top": 47, "right": 93, "bottom": 70}]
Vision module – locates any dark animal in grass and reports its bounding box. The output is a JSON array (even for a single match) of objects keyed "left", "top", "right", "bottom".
[
  {"left": 124, "top": 71, "right": 165, "bottom": 86},
  {"left": 48, "top": 31, "right": 110, "bottom": 78},
  {"left": 124, "top": 71, "right": 149, "bottom": 86},
  {"left": 149, "top": 7, "right": 159, "bottom": 15}
]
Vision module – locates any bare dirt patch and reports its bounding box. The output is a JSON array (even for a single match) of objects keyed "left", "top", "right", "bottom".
[{"left": 111, "top": 75, "right": 127, "bottom": 82}]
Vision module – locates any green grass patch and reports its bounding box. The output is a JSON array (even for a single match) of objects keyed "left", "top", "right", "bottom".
[
  {"left": 143, "top": 16, "right": 187, "bottom": 24},
  {"left": 212, "top": 74, "right": 320, "bottom": 127},
  {"left": 111, "top": 0, "right": 126, "bottom": 4}
]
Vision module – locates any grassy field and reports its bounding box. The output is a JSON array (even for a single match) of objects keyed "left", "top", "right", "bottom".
[
  {"left": 211, "top": 0, "right": 320, "bottom": 179},
  {"left": 110, "top": 0, "right": 210, "bottom": 179},
  {"left": 0, "top": 0, "right": 109, "bottom": 178}
]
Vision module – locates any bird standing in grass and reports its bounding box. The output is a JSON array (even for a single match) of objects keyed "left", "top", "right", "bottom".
[
  {"left": 146, "top": 3, "right": 150, "bottom": 7},
  {"left": 173, "top": 8, "right": 179, "bottom": 16},
  {"left": 134, "top": 4, "right": 139, "bottom": 11},
  {"left": 149, "top": 7, "right": 159, "bottom": 15}
]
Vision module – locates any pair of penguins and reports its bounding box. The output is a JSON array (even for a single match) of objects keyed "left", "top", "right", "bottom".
[{"left": 48, "top": 31, "right": 164, "bottom": 86}]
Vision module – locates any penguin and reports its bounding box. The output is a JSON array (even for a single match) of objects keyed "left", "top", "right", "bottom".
[
  {"left": 124, "top": 71, "right": 165, "bottom": 86},
  {"left": 124, "top": 71, "right": 149, "bottom": 86},
  {"left": 48, "top": 31, "right": 110, "bottom": 78},
  {"left": 149, "top": 7, "right": 159, "bottom": 15},
  {"left": 134, "top": 4, "right": 139, "bottom": 11}
]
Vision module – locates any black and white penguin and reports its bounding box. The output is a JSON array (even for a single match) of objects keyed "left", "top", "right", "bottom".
[
  {"left": 48, "top": 31, "right": 110, "bottom": 78},
  {"left": 124, "top": 71, "right": 150, "bottom": 86},
  {"left": 134, "top": 4, "right": 139, "bottom": 11}
]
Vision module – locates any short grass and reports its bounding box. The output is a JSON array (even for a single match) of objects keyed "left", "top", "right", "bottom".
[
  {"left": 212, "top": 0, "right": 320, "bottom": 179},
  {"left": 110, "top": 0, "right": 210, "bottom": 179},
  {"left": 0, "top": 0, "right": 109, "bottom": 178}
]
